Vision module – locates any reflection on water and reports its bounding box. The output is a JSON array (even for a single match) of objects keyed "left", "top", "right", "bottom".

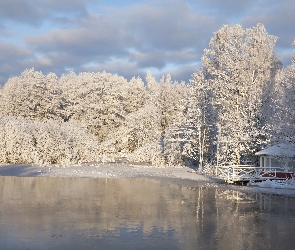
[{"left": 0, "top": 176, "right": 294, "bottom": 249}]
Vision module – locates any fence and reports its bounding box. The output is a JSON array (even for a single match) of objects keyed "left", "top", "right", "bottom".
[{"left": 215, "top": 165, "right": 285, "bottom": 183}]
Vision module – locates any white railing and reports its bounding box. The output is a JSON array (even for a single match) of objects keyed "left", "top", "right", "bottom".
[{"left": 216, "top": 165, "right": 284, "bottom": 183}]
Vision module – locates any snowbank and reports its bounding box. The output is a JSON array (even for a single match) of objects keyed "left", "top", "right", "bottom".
[{"left": 249, "top": 179, "right": 295, "bottom": 189}]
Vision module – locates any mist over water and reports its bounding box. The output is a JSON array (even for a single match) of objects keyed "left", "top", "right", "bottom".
[{"left": 0, "top": 176, "right": 294, "bottom": 249}]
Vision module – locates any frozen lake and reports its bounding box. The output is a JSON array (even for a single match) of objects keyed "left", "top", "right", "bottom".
[{"left": 0, "top": 176, "right": 294, "bottom": 249}]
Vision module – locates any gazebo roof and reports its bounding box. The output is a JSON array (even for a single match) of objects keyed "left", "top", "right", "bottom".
[{"left": 255, "top": 144, "right": 295, "bottom": 157}]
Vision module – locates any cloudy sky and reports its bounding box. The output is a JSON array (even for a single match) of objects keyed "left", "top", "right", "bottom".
[{"left": 0, "top": 0, "right": 294, "bottom": 84}]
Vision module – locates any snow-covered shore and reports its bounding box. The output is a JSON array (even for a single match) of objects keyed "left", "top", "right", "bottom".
[
  {"left": 0, "top": 162, "right": 212, "bottom": 181},
  {"left": 220, "top": 181, "right": 295, "bottom": 198},
  {"left": 1, "top": 163, "right": 295, "bottom": 197}
]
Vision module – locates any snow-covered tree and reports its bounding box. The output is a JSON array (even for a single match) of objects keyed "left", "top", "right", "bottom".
[
  {"left": 99, "top": 104, "right": 162, "bottom": 156},
  {"left": 274, "top": 40, "right": 295, "bottom": 146},
  {"left": 201, "top": 23, "right": 281, "bottom": 165},
  {"left": 186, "top": 70, "right": 216, "bottom": 170},
  {"left": 0, "top": 68, "right": 64, "bottom": 120},
  {"left": 145, "top": 72, "right": 187, "bottom": 131},
  {"left": 99, "top": 72, "right": 188, "bottom": 164},
  {"left": 158, "top": 74, "right": 187, "bottom": 131},
  {"left": 58, "top": 71, "right": 129, "bottom": 141}
]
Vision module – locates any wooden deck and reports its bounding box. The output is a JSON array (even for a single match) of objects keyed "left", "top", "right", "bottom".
[{"left": 215, "top": 165, "right": 294, "bottom": 184}]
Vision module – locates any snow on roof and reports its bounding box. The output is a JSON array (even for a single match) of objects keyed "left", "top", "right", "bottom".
[{"left": 255, "top": 144, "right": 295, "bottom": 157}]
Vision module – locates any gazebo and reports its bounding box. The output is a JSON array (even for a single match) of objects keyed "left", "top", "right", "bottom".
[{"left": 255, "top": 144, "right": 295, "bottom": 172}]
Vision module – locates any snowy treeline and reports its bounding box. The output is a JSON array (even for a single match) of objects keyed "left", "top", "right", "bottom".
[
  {"left": 0, "top": 69, "right": 189, "bottom": 165},
  {"left": 1, "top": 23, "right": 295, "bottom": 168}
]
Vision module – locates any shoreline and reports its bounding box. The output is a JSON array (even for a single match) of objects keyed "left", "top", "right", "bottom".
[
  {"left": 1, "top": 163, "right": 295, "bottom": 197},
  {"left": 0, "top": 162, "right": 213, "bottom": 181}
]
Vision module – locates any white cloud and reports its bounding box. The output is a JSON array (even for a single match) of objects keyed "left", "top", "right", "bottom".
[
  {"left": 0, "top": 0, "right": 294, "bottom": 84},
  {"left": 21, "top": 2, "right": 216, "bottom": 82}
]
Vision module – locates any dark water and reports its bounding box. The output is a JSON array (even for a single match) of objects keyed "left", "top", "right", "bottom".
[{"left": 0, "top": 176, "right": 294, "bottom": 250}]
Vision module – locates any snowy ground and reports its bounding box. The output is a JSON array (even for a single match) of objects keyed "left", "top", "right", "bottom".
[{"left": 0, "top": 162, "right": 211, "bottom": 181}]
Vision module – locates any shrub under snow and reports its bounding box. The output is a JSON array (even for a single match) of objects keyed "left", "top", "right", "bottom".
[
  {"left": 128, "top": 142, "right": 166, "bottom": 166},
  {"left": 0, "top": 116, "right": 100, "bottom": 164}
]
